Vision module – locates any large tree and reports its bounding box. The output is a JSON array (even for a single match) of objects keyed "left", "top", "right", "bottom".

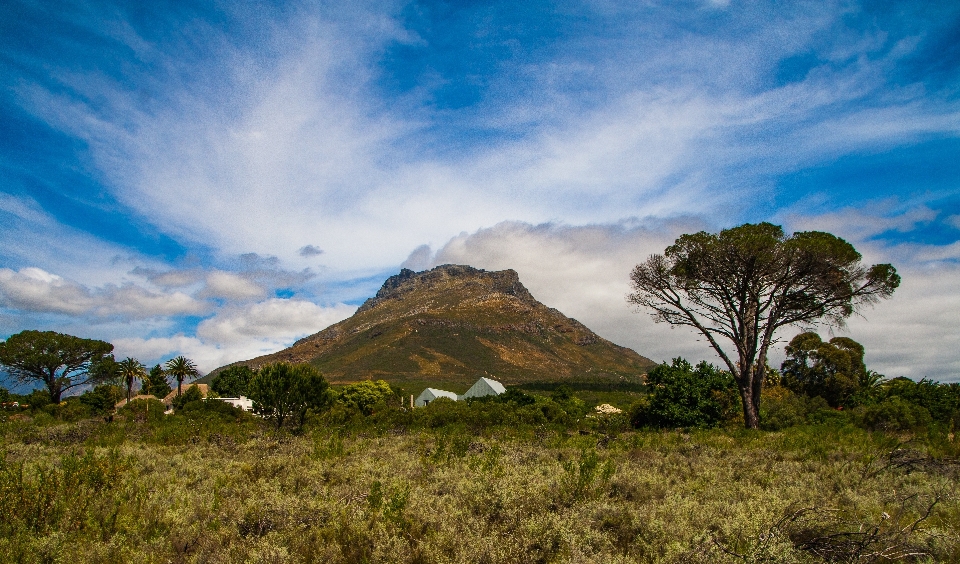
[
  {"left": 165, "top": 356, "right": 199, "bottom": 397},
  {"left": 248, "top": 362, "right": 329, "bottom": 429},
  {"left": 0, "top": 330, "right": 114, "bottom": 403},
  {"left": 628, "top": 222, "right": 899, "bottom": 429}
]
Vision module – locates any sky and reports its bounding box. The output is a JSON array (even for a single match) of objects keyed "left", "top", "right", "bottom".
[{"left": 1, "top": 0, "right": 959, "bottom": 385}]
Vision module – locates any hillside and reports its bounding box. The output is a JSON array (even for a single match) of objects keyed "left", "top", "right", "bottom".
[{"left": 213, "top": 264, "right": 655, "bottom": 389}]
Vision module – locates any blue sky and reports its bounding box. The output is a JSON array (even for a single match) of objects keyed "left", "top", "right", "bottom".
[{"left": 1, "top": 0, "right": 959, "bottom": 382}]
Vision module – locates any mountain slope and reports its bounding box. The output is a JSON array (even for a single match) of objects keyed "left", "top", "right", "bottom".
[{"left": 216, "top": 264, "right": 654, "bottom": 388}]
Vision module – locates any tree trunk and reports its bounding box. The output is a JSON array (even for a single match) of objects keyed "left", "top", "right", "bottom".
[{"left": 739, "top": 381, "right": 760, "bottom": 429}]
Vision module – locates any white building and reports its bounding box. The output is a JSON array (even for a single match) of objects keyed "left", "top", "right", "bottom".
[
  {"left": 461, "top": 377, "right": 506, "bottom": 400},
  {"left": 415, "top": 388, "right": 459, "bottom": 407},
  {"left": 215, "top": 396, "right": 254, "bottom": 411}
]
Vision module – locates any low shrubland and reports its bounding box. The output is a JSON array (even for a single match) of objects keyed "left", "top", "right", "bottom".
[
  {"left": 2, "top": 350, "right": 959, "bottom": 563},
  {"left": 2, "top": 381, "right": 959, "bottom": 563}
]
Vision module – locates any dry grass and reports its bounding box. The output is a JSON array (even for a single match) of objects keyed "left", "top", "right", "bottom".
[{"left": 1, "top": 413, "right": 958, "bottom": 563}]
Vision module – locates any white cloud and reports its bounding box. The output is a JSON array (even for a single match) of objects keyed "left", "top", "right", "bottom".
[
  {"left": 0, "top": 267, "right": 207, "bottom": 319},
  {"left": 111, "top": 298, "right": 356, "bottom": 372},
  {"left": 196, "top": 298, "right": 355, "bottom": 345},
  {"left": 13, "top": 0, "right": 960, "bottom": 277},
  {"left": 199, "top": 271, "right": 265, "bottom": 300}
]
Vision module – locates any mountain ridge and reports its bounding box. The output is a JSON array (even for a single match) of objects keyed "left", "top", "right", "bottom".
[{"left": 211, "top": 264, "right": 654, "bottom": 389}]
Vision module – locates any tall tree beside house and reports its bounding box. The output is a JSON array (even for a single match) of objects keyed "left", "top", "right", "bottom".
[
  {"left": 165, "top": 356, "right": 200, "bottom": 397},
  {"left": 0, "top": 330, "right": 114, "bottom": 403},
  {"left": 118, "top": 357, "right": 147, "bottom": 402},
  {"left": 628, "top": 222, "right": 899, "bottom": 429},
  {"left": 211, "top": 365, "right": 255, "bottom": 397},
  {"left": 142, "top": 364, "right": 172, "bottom": 398}
]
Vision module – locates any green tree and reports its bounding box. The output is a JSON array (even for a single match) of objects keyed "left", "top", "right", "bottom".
[
  {"left": 141, "top": 364, "right": 172, "bottom": 398},
  {"left": 117, "top": 357, "right": 147, "bottom": 402},
  {"left": 164, "top": 356, "right": 199, "bottom": 397},
  {"left": 248, "top": 362, "right": 329, "bottom": 429},
  {"left": 171, "top": 383, "right": 204, "bottom": 411},
  {"left": 211, "top": 365, "right": 255, "bottom": 397},
  {"left": 80, "top": 384, "right": 124, "bottom": 415},
  {"left": 337, "top": 379, "right": 393, "bottom": 415},
  {"left": 781, "top": 332, "right": 874, "bottom": 407},
  {"left": 636, "top": 358, "right": 738, "bottom": 428},
  {"left": 628, "top": 223, "right": 899, "bottom": 429},
  {"left": 0, "top": 330, "right": 115, "bottom": 403}
]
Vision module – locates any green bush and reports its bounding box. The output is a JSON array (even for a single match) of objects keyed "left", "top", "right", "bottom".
[
  {"left": 637, "top": 358, "right": 738, "bottom": 428},
  {"left": 760, "top": 387, "right": 830, "bottom": 431},
  {"left": 249, "top": 362, "right": 330, "bottom": 429},
  {"left": 117, "top": 397, "right": 166, "bottom": 423},
  {"left": 875, "top": 378, "right": 960, "bottom": 424},
  {"left": 41, "top": 398, "right": 91, "bottom": 422},
  {"left": 79, "top": 385, "right": 122, "bottom": 415},
  {"left": 857, "top": 396, "right": 933, "bottom": 432},
  {"left": 336, "top": 380, "right": 394, "bottom": 415},
  {"left": 171, "top": 383, "right": 204, "bottom": 411}
]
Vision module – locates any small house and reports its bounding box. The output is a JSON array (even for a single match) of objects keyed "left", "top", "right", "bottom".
[
  {"left": 461, "top": 377, "right": 506, "bottom": 400},
  {"left": 415, "top": 388, "right": 459, "bottom": 407}
]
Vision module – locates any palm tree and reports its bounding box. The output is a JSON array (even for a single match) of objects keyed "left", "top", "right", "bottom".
[
  {"left": 165, "top": 356, "right": 200, "bottom": 397},
  {"left": 118, "top": 357, "right": 147, "bottom": 402}
]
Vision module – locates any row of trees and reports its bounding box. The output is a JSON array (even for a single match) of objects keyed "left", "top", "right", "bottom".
[{"left": 0, "top": 329, "right": 200, "bottom": 404}]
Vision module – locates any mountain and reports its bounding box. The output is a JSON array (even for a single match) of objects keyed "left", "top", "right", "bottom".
[{"left": 212, "top": 264, "right": 655, "bottom": 390}]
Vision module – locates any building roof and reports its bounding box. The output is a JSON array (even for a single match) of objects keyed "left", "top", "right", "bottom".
[
  {"left": 462, "top": 377, "right": 506, "bottom": 398},
  {"left": 114, "top": 394, "right": 159, "bottom": 409},
  {"left": 161, "top": 384, "right": 209, "bottom": 405},
  {"left": 418, "top": 388, "right": 459, "bottom": 401}
]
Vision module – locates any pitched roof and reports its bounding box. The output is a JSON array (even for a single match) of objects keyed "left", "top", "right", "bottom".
[
  {"left": 161, "top": 384, "right": 209, "bottom": 405},
  {"left": 114, "top": 394, "right": 159, "bottom": 409},
  {"left": 462, "top": 377, "right": 506, "bottom": 398}
]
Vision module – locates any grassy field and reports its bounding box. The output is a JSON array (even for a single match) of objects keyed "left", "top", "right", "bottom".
[{"left": 2, "top": 407, "right": 958, "bottom": 563}]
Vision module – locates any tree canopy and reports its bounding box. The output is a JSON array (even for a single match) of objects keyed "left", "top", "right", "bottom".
[
  {"left": 118, "top": 357, "right": 146, "bottom": 402},
  {"left": 781, "top": 332, "right": 878, "bottom": 408},
  {"left": 628, "top": 222, "right": 899, "bottom": 428},
  {"left": 0, "top": 330, "right": 114, "bottom": 403},
  {"left": 164, "top": 356, "right": 199, "bottom": 397},
  {"left": 248, "top": 362, "right": 329, "bottom": 429},
  {"left": 141, "top": 364, "right": 172, "bottom": 398},
  {"left": 211, "top": 365, "right": 255, "bottom": 398}
]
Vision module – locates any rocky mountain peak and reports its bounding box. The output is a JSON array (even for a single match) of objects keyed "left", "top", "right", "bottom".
[{"left": 356, "top": 264, "right": 535, "bottom": 313}]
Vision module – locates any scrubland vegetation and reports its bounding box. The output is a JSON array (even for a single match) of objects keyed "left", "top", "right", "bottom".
[{"left": 2, "top": 368, "right": 959, "bottom": 564}]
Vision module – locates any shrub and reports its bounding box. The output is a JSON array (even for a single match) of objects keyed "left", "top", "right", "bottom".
[
  {"left": 638, "top": 358, "right": 738, "bottom": 428},
  {"left": 336, "top": 380, "right": 394, "bottom": 415},
  {"left": 857, "top": 396, "right": 933, "bottom": 432},
  {"left": 117, "top": 397, "right": 167, "bottom": 423},
  {"left": 249, "top": 363, "right": 329, "bottom": 429},
  {"left": 876, "top": 378, "right": 960, "bottom": 424},
  {"left": 760, "top": 387, "right": 831, "bottom": 430},
  {"left": 79, "top": 384, "right": 122, "bottom": 415},
  {"left": 171, "top": 383, "right": 204, "bottom": 411}
]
